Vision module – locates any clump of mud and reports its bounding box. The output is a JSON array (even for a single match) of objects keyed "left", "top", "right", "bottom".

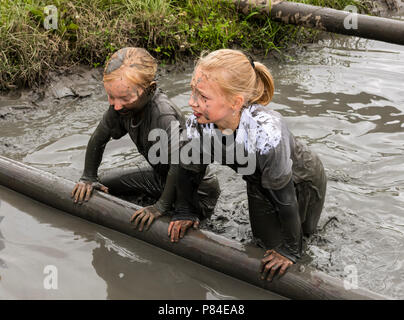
[
  {"left": 0, "top": 65, "right": 105, "bottom": 160},
  {"left": 0, "top": 65, "right": 103, "bottom": 118},
  {"left": 364, "top": 0, "right": 404, "bottom": 16}
]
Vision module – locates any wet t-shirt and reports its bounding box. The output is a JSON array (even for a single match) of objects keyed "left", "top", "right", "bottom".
[{"left": 182, "top": 104, "right": 321, "bottom": 191}]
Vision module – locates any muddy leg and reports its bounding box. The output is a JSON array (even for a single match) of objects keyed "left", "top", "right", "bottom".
[
  {"left": 99, "top": 167, "right": 163, "bottom": 200},
  {"left": 297, "top": 173, "right": 327, "bottom": 236}
]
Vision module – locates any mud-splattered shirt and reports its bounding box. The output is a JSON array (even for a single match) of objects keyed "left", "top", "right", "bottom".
[
  {"left": 177, "top": 104, "right": 326, "bottom": 262},
  {"left": 182, "top": 104, "right": 321, "bottom": 191}
]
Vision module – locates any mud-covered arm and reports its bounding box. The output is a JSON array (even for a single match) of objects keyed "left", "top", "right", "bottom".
[
  {"left": 80, "top": 122, "right": 111, "bottom": 182},
  {"left": 153, "top": 164, "right": 178, "bottom": 213},
  {"left": 259, "top": 131, "right": 302, "bottom": 263},
  {"left": 81, "top": 106, "right": 127, "bottom": 182},
  {"left": 151, "top": 114, "right": 182, "bottom": 213},
  {"left": 171, "top": 113, "right": 208, "bottom": 221},
  {"left": 172, "top": 164, "right": 208, "bottom": 222},
  {"left": 267, "top": 178, "right": 303, "bottom": 263}
]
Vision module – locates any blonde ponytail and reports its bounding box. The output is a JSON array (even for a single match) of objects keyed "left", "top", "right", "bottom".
[
  {"left": 250, "top": 61, "right": 274, "bottom": 106},
  {"left": 195, "top": 49, "right": 275, "bottom": 107}
]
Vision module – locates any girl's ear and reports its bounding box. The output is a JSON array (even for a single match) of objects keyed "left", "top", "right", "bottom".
[
  {"left": 145, "top": 81, "right": 157, "bottom": 96},
  {"left": 232, "top": 94, "right": 245, "bottom": 113}
]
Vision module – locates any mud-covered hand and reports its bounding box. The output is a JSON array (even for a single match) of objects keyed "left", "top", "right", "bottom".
[
  {"left": 130, "top": 206, "right": 162, "bottom": 231},
  {"left": 260, "top": 249, "right": 293, "bottom": 282},
  {"left": 168, "top": 220, "right": 199, "bottom": 243},
  {"left": 71, "top": 180, "right": 109, "bottom": 204}
]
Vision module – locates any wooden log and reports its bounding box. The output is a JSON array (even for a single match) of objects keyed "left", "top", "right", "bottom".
[
  {"left": 0, "top": 155, "right": 390, "bottom": 299},
  {"left": 233, "top": 0, "right": 404, "bottom": 45}
]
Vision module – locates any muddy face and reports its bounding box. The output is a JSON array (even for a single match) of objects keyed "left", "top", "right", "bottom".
[
  {"left": 189, "top": 68, "right": 240, "bottom": 131},
  {"left": 103, "top": 77, "right": 149, "bottom": 116}
]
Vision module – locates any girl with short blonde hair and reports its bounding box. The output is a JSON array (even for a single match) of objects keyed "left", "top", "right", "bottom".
[{"left": 72, "top": 47, "right": 220, "bottom": 233}]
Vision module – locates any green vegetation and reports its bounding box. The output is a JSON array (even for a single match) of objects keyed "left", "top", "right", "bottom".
[
  {"left": 293, "top": 0, "right": 366, "bottom": 8},
  {"left": 0, "top": 0, "right": 367, "bottom": 90}
]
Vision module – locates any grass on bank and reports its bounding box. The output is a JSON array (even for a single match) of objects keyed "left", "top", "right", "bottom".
[{"left": 0, "top": 0, "right": 366, "bottom": 90}]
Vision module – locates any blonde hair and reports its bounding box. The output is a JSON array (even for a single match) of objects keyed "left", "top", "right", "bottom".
[
  {"left": 195, "top": 49, "right": 274, "bottom": 106},
  {"left": 103, "top": 47, "right": 157, "bottom": 88}
]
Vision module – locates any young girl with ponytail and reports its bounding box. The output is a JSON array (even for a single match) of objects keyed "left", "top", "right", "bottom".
[{"left": 169, "top": 49, "right": 327, "bottom": 281}]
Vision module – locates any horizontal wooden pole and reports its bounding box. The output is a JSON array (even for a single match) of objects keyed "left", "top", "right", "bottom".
[
  {"left": 0, "top": 155, "right": 389, "bottom": 299},
  {"left": 234, "top": 0, "right": 404, "bottom": 45}
]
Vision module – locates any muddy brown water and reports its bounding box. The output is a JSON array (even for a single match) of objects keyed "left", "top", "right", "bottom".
[
  {"left": 1, "top": 32, "right": 404, "bottom": 299},
  {"left": 0, "top": 185, "right": 285, "bottom": 299}
]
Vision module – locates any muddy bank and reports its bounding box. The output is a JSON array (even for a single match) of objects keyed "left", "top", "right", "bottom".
[
  {"left": 2, "top": 0, "right": 403, "bottom": 91},
  {"left": 366, "top": 0, "right": 404, "bottom": 16}
]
